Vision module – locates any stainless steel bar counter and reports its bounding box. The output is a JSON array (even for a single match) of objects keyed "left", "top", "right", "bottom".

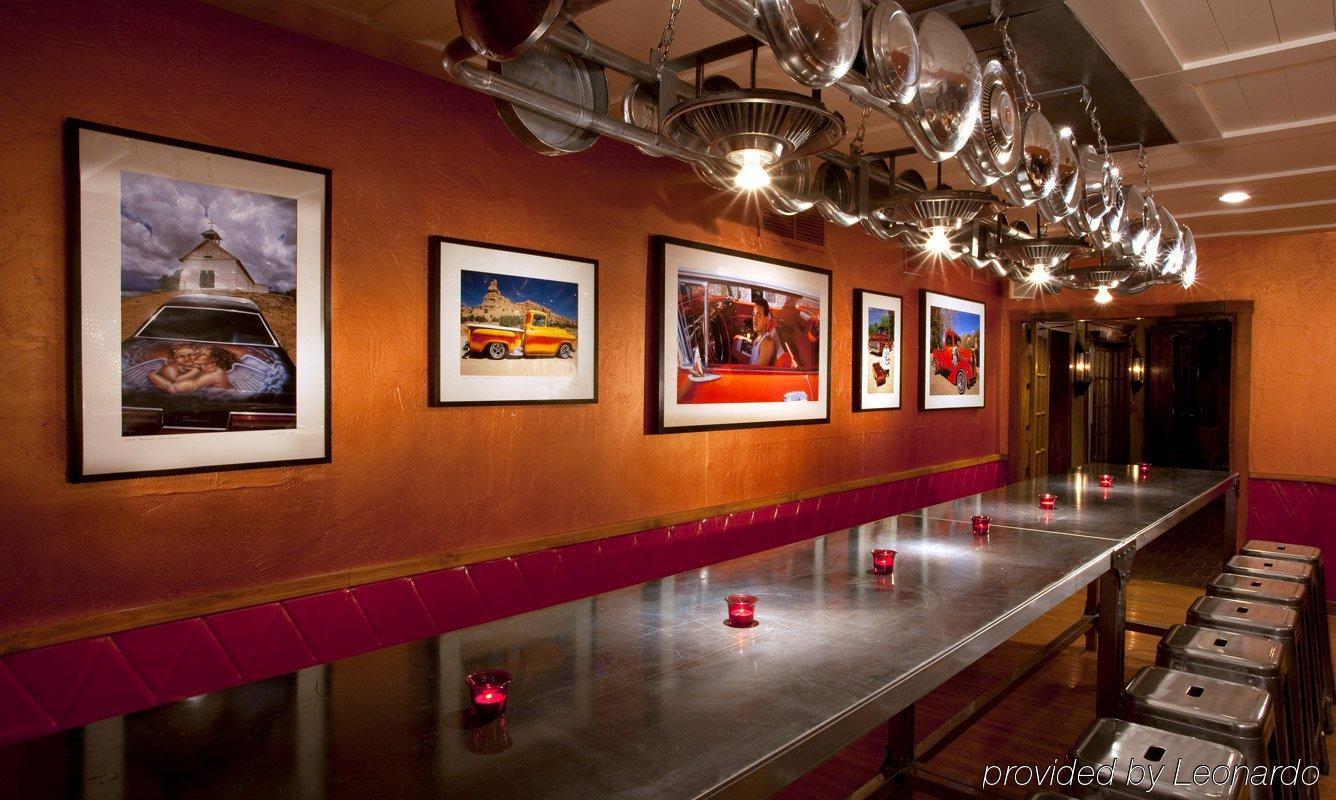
[{"left": 0, "top": 466, "right": 1236, "bottom": 800}]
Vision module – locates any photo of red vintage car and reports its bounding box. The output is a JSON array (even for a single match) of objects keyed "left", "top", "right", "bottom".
[
  {"left": 931, "top": 328, "right": 978, "bottom": 394},
  {"left": 675, "top": 274, "right": 821, "bottom": 404}
]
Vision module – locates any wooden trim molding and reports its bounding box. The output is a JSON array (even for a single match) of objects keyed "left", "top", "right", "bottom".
[
  {"left": 1251, "top": 472, "right": 1336, "bottom": 486},
  {"left": 0, "top": 454, "right": 1002, "bottom": 655}
]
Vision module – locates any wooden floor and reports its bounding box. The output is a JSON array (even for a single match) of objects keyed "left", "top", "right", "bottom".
[{"left": 775, "top": 579, "right": 1336, "bottom": 800}]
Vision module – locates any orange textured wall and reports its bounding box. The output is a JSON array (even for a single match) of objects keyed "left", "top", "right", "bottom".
[
  {"left": 0, "top": 0, "right": 1006, "bottom": 634},
  {"left": 1016, "top": 231, "right": 1336, "bottom": 480}
]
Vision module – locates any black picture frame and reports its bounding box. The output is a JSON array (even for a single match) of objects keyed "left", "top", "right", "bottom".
[
  {"left": 652, "top": 235, "right": 832, "bottom": 434},
  {"left": 65, "top": 118, "right": 332, "bottom": 482},
  {"left": 852, "top": 288, "right": 903, "bottom": 413},
  {"left": 428, "top": 235, "right": 599, "bottom": 407},
  {"left": 919, "top": 288, "right": 986, "bottom": 412}
]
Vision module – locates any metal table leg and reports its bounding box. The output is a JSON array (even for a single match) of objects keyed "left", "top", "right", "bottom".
[{"left": 1096, "top": 545, "right": 1137, "bottom": 718}]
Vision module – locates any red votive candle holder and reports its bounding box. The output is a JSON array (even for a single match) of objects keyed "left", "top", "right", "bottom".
[
  {"left": 725, "top": 594, "right": 758, "bottom": 628},
  {"left": 1099, "top": 474, "right": 1114, "bottom": 488},
  {"left": 871, "top": 549, "right": 897, "bottom": 575},
  {"left": 1039, "top": 493, "right": 1057, "bottom": 510},
  {"left": 971, "top": 515, "right": 991, "bottom": 536},
  {"left": 466, "top": 669, "right": 511, "bottom": 721},
  {"left": 1138, "top": 462, "right": 1150, "bottom": 477}
]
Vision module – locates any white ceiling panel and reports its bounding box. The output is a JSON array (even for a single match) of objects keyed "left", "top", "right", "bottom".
[
  {"left": 1206, "top": 0, "right": 1281, "bottom": 53},
  {"left": 1269, "top": 0, "right": 1336, "bottom": 42}
]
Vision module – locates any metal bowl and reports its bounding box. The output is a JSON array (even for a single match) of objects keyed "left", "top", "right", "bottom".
[
  {"left": 757, "top": 0, "right": 862, "bottom": 88},
  {"left": 958, "top": 59, "right": 1020, "bottom": 186},
  {"left": 458, "top": 0, "right": 565, "bottom": 61},
  {"left": 662, "top": 89, "right": 846, "bottom": 165},
  {"left": 1039, "top": 133, "right": 1081, "bottom": 222},
  {"left": 999, "top": 110, "right": 1058, "bottom": 206},
  {"left": 902, "top": 11, "right": 982, "bottom": 160},
  {"left": 863, "top": 0, "right": 919, "bottom": 105},
  {"left": 489, "top": 34, "right": 608, "bottom": 155}
]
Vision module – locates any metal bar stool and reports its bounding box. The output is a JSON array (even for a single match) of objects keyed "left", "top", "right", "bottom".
[
  {"left": 1240, "top": 540, "right": 1334, "bottom": 734},
  {"left": 1187, "top": 594, "right": 1322, "bottom": 786},
  {"left": 1122, "top": 666, "right": 1279, "bottom": 800},
  {"left": 1070, "top": 717, "right": 1248, "bottom": 800},
  {"left": 1156, "top": 623, "right": 1310, "bottom": 782},
  {"left": 1208, "top": 572, "right": 1327, "bottom": 775},
  {"left": 1225, "top": 557, "right": 1326, "bottom": 728}
]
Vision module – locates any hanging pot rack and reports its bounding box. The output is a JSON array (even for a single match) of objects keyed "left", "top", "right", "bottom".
[{"left": 442, "top": 0, "right": 1196, "bottom": 298}]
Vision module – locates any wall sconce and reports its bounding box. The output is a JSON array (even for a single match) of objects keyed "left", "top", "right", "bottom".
[
  {"left": 1129, "top": 344, "right": 1145, "bottom": 394},
  {"left": 1072, "top": 337, "right": 1092, "bottom": 396}
]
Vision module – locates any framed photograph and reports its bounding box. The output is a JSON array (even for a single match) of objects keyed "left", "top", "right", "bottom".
[
  {"left": 920, "top": 289, "right": 985, "bottom": 410},
  {"left": 653, "top": 236, "right": 831, "bottom": 433},
  {"left": 853, "top": 290, "right": 902, "bottom": 411},
  {"left": 66, "top": 119, "right": 331, "bottom": 482},
  {"left": 430, "top": 236, "right": 597, "bottom": 406}
]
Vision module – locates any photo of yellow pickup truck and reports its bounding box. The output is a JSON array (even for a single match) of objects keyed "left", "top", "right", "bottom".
[{"left": 463, "top": 309, "right": 576, "bottom": 360}]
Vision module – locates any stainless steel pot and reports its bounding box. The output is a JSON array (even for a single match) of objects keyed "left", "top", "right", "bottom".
[
  {"left": 763, "top": 158, "right": 817, "bottom": 214},
  {"left": 757, "top": 0, "right": 862, "bottom": 88},
  {"left": 620, "top": 80, "right": 661, "bottom": 157}
]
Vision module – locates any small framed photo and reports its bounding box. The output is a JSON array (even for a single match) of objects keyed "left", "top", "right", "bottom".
[
  {"left": 921, "top": 289, "right": 985, "bottom": 410},
  {"left": 67, "top": 119, "right": 331, "bottom": 481},
  {"left": 853, "top": 290, "right": 902, "bottom": 411},
  {"left": 653, "top": 236, "right": 831, "bottom": 433},
  {"left": 430, "top": 236, "right": 597, "bottom": 406}
]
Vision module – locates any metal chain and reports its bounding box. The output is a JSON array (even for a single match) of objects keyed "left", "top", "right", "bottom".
[
  {"left": 650, "top": 0, "right": 684, "bottom": 76},
  {"left": 1137, "top": 145, "right": 1153, "bottom": 197},
  {"left": 849, "top": 107, "right": 871, "bottom": 156},
  {"left": 994, "top": 16, "right": 1037, "bottom": 111},
  {"left": 1081, "top": 90, "right": 1119, "bottom": 189}
]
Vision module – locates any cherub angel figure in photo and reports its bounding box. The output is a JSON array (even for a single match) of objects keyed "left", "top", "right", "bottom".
[{"left": 125, "top": 341, "right": 287, "bottom": 397}]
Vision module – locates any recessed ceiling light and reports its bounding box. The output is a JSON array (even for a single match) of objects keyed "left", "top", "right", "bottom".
[{"left": 1219, "top": 191, "right": 1250, "bottom": 204}]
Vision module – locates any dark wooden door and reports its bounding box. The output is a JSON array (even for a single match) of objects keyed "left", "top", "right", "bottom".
[
  {"left": 1047, "top": 330, "right": 1072, "bottom": 473},
  {"left": 1088, "top": 340, "right": 1131, "bottom": 464},
  {"left": 1145, "top": 320, "right": 1232, "bottom": 469}
]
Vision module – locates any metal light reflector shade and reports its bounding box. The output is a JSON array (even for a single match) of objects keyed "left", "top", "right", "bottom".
[
  {"left": 988, "top": 237, "right": 1091, "bottom": 268},
  {"left": 1057, "top": 263, "right": 1135, "bottom": 291},
  {"left": 873, "top": 188, "right": 999, "bottom": 232},
  {"left": 662, "top": 89, "right": 845, "bottom": 166}
]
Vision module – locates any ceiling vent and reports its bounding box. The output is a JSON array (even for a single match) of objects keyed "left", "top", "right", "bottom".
[{"left": 759, "top": 206, "right": 826, "bottom": 249}]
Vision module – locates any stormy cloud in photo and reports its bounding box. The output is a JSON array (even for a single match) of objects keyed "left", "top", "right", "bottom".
[{"left": 120, "top": 171, "right": 297, "bottom": 293}]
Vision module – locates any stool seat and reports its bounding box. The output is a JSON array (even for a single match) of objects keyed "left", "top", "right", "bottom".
[
  {"left": 1241, "top": 541, "right": 1322, "bottom": 563},
  {"left": 1125, "top": 666, "right": 1273, "bottom": 740},
  {"left": 1159, "top": 624, "right": 1286, "bottom": 680},
  {"left": 1207, "top": 574, "right": 1307, "bottom": 607},
  {"left": 1071, "top": 718, "right": 1247, "bottom": 800},
  {"left": 1227, "top": 556, "right": 1316, "bottom": 584},
  {"left": 1188, "top": 596, "right": 1299, "bottom": 640}
]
